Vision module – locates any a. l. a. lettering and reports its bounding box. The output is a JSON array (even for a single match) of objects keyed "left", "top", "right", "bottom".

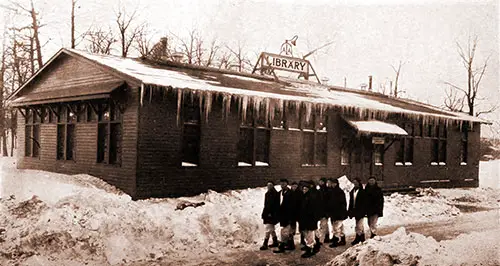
[{"left": 269, "top": 56, "right": 307, "bottom": 71}]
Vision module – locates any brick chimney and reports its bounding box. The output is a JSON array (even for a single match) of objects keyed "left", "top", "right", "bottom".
[{"left": 368, "top": 75, "right": 373, "bottom": 91}]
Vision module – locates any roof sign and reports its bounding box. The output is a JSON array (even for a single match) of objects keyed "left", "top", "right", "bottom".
[{"left": 252, "top": 36, "right": 321, "bottom": 84}]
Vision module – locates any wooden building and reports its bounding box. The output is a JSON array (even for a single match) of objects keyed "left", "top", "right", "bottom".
[{"left": 7, "top": 49, "right": 488, "bottom": 199}]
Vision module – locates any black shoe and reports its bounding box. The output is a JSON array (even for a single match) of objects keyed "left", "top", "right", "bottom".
[
  {"left": 300, "top": 246, "right": 308, "bottom": 251},
  {"left": 328, "top": 236, "right": 339, "bottom": 248},
  {"left": 269, "top": 237, "right": 279, "bottom": 248},
  {"left": 351, "top": 234, "right": 361, "bottom": 246},
  {"left": 273, "top": 243, "right": 286, "bottom": 253},
  {"left": 338, "top": 236, "right": 346, "bottom": 246},
  {"left": 370, "top": 233, "right": 377, "bottom": 239},
  {"left": 312, "top": 242, "right": 321, "bottom": 254},
  {"left": 360, "top": 234, "right": 366, "bottom": 243},
  {"left": 301, "top": 247, "right": 315, "bottom": 258},
  {"left": 285, "top": 240, "right": 295, "bottom": 250},
  {"left": 259, "top": 238, "right": 269, "bottom": 250}
]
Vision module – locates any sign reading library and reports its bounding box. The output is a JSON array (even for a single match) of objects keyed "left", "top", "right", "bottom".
[{"left": 264, "top": 52, "right": 309, "bottom": 74}]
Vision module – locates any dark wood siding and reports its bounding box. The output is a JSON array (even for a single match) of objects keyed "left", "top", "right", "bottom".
[
  {"left": 20, "top": 54, "right": 122, "bottom": 95},
  {"left": 135, "top": 91, "right": 481, "bottom": 198},
  {"left": 16, "top": 56, "right": 139, "bottom": 197}
]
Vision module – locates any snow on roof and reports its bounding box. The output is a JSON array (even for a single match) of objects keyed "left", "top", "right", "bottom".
[
  {"left": 64, "top": 49, "right": 486, "bottom": 124},
  {"left": 346, "top": 119, "right": 409, "bottom": 135}
]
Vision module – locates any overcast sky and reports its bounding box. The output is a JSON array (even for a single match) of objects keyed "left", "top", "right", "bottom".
[{"left": 1, "top": 0, "right": 499, "bottom": 135}]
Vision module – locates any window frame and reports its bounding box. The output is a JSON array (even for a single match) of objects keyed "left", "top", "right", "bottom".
[
  {"left": 96, "top": 100, "right": 123, "bottom": 165},
  {"left": 237, "top": 102, "right": 271, "bottom": 167},
  {"left": 56, "top": 105, "right": 76, "bottom": 161},
  {"left": 429, "top": 123, "right": 447, "bottom": 165},
  {"left": 300, "top": 105, "right": 328, "bottom": 167},
  {"left": 24, "top": 107, "right": 41, "bottom": 158},
  {"left": 180, "top": 94, "right": 201, "bottom": 167}
]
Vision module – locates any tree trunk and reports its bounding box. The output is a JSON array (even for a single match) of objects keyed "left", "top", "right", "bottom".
[
  {"left": 1, "top": 131, "right": 8, "bottom": 157},
  {"left": 71, "top": 0, "right": 76, "bottom": 49},
  {"left": 10, "top": 110, "right": 17, "bottom": 157},
  {"left": 30, "top": 0, "right": 43, "bottom": 68}
]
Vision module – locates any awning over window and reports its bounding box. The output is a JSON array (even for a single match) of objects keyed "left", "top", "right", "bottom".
[
  {"left": 345, "top": 119, "right": 408, "bottom": 135},
  {"left": 10, "top": 80, "right": 125, "bottom": 107}
]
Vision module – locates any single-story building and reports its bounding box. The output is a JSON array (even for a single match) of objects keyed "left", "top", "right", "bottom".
[{"left": 7, "top": 48, "right": 488, "bottom": 199}]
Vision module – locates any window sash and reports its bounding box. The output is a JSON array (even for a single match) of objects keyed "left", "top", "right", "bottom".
[
  {"left": 301, "top": 132, "right": 315, "bottom": 165},
  {"left": 182, "top": 124, "right": 200, "bottom": 165},
  {"left": 237, "top": 128, "right": 254, "bottom": 165}
]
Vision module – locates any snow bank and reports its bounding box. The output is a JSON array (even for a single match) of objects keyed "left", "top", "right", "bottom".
[
  {"left": 0, "top": 157, "right": 496, "bottom": 265},
  {"left": 326, "top": 227, "right": 500, "bottom": 266},
  {"left": 436, "top": 187, "right": 500, "bottom": 209}
]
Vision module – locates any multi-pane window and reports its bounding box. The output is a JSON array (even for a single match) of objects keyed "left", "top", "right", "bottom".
[
  {"left": 395, "top": 122, "right": 414, "bottom": 165},
  {"left": 373, "top": 144, "right": 384, "bottom": 165},
  {"left": 301, "top": 106, "right": 327, "bottom": 166},
  {"left": 24, "top": 108, "right": 40, "bottom": 157},
  {"left": 96, "top": 101, "right": 122, "bottom": 165},
  {"left": 181, "top": 95, "right": 201, "bottom": 167},
  {"left": 460, "top": 124, "right": 469, "bottom": 165},
  {"left": 340, "top": 136, "right": 352, "bottom": 165},
  {"left": 396, "top": 138, "right": 414, "bottom": 165},
  {"left": 56, "top": 106, "right": 75, "bottom": 160},
  {"left": 430, "top": 123, "right": 447, "bottom": 165},
  {"left": 238, "top": 102, "right": 271, "bottom": 166}
]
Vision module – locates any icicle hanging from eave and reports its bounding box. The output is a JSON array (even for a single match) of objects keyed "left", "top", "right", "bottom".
[
  {"left": 204, "top": 91, "right": 212, "bottom": 122},
  {"left": 269, "top": 99, "right": 276, "bottom": 125},
  {"left": 254, "top": 97, "right": 261, "bottom": 119},
  {"left": 176, "top": 89, "right": 183, "bottom": 126},
  {"left": 264, "top": 98, "right": 270, "bottom": 126},
  {"left": 140, "top": 83, "right": 145, "bottom": 106},
  {"left": 149, "top": 85, "right": 153, "bottom": 103},
  {"left": 241, "top": 95, "right": 248, "bottom": 123}
]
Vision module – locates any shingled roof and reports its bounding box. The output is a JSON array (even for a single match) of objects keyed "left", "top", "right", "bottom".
[{"left": 8, "top": 48, "right": 489, "bottom": 124}]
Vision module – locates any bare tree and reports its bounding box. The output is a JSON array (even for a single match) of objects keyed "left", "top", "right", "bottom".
[
  {"left": 11, "top": 0, "right": 43, "bottom": 68},
  {"left": 115, "top": 7, "right": 144, "bottom": 57},
  {"left": 0, "top": 30, "right": 8, "bottom": 156},
  {"left": 175, "top": 29, "right": 197, "bottom": 64},
  {"left": 204, "top": 39, "right": 220, "bottom": 67},
  {"left": 135, "top": 25, "right": 154, "bottom": 58},
  {"left": 443, "top": 86, "right": 464, "bottom": 112},
  {"left": 71, "top": 0, "right": 76, "bottom": 48},
  {"left": 217, "top": 49, "right": 233, "bottom": 70},
  {"left": 85, "top": 27, "right": 116, "bottom": 55},
  {"left": 391, "top": 60, "right": 405, "bottom": 98},
  {"left": 226, "top": 42, "right": 251, "bottom": 72},
  {"left": 444, "top": 35, "right": 495, "bottom": 116}
]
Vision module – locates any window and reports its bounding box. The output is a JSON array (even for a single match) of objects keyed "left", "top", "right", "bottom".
[
  {"left": 238, "top": 102, "right": 271, "bottom": 166},
  {"left": 24, "top": 108, "right": 40, "bottom": 157},
  {"left": 340, "top": 136, "right": 352, "bottom": 165},
  {"left": 430, "top": 123, "right": 447, "bottom": 165},
  {"left": 96, "top": 101, "right": 122, "bottom": 165},
  {"left": 301, "top": 106, "right": 327, "bottom": 166},
  {"left": 396, "top": 138, "right": 414, "bottom": 165},
  {"left": 414, "top": 121, "right": 423, "bottom": 137},
  {"left": 57, "top": 106, "right": 75, "bottom": 161},
  {"left": 373, "top": 144, "right": 384, "bottom": 165},
  {"left": 285, "top": 102, "right": 300, "bottom": 130},
  {"left": 181, "top": 95, "right": 201, "bottom": 166},
  {"left": 460, "top": 124, "right": 468, "bottom": 165}
]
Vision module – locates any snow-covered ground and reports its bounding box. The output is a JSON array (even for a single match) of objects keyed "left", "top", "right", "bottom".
[
  {"left": 326, "top": 161, "right": 500, "bottom": 266},
  {"left": 326, "top": 225, "right": 500, "bottom": 266},
  {"left": 0, "top": 157, "right": 499, "bottom": 265}
]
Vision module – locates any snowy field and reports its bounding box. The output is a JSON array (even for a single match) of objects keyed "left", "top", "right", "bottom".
[{"left": 0, "top": 157, "right": 499, "bottom": 265}]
